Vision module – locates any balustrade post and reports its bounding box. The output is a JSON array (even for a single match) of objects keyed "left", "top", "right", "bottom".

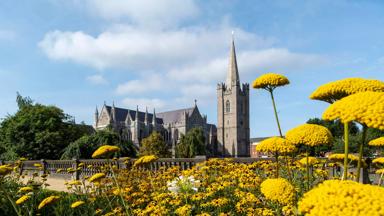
[
  {"left": 0, "top": 160, "right": 3, "bottom": 165},
  {"left": 72, "top": 158, "right": 80, "bottom": 180},
  {"left": 40, "top": 159, "right": 47, "bottom": 175}
]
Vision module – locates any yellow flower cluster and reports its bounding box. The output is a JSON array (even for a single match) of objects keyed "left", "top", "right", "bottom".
[
  {"left": 88, "top": 173, "right": 106, "bottom": 183},
  {"left": 328, "top": 153, "right": 359, "bottom": 162},
  {"left": 286, "top": 124, "right": 333, "bottom": 147},
  {"left": 134, "top": 155, "right": 158, "bottom": 166},
  {"left": 322, "top": 92, "right": 384, "bottom": 130},
  {"left": 38, "top": 195, "right": 60, "bottom": 210},
  {"left": 298, "top": 157, "right": 320, "bottom": 166},
  {"left": 376, "top": 168, "right": 384, "bottom": 174},
  {"left": 175, "top": 204, "right": 192, "bottom": 215},
  {"left": 71, "top": 201, "right": 85, "bottom": 208},
  {"left": 91, "top": 145, "right": 120, "bottom": 158},
  {"left": 0, "top": 165, "right": 13, "bottom": 176},
  {"left": 298, "top": 180, "right": 384, "bottom": 215},
  {"left": 16, "top": 195, "right": 30, "bottom": 205},
  {"left": 260, "top": 178, "right": 295, "bottom": 205},
  {"left": 369, "top": 137, "right": 384, "bottom": 146},
  {"left": 255, "top": 137, "right": 296, "bottom": 154},
  {"left": 18, "top": 186, "right": 33, "bottom": 193},
  {"left": 309, "top": 78, "right": 384, "bottom": 103},
  {"left": 252, "top": 73, "right": 290, "bottom": 90},
  {"left": 373, "top": 157, "right": 384, "bottom": 165}
]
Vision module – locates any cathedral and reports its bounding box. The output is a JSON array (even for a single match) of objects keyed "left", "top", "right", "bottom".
[{"left": 93, "top": 36, "right": 250, "bottom": 157}]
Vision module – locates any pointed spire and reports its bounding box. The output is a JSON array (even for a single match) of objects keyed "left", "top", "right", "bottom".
[
  {"left": 194, "top": 99, "right": 197, "bottom": 107},
  {"left": 226, "top": 32, "right": 240, "bottom": 88},
  {"left": 144, "top": 106, "right": 149, "bottom": 124},
  {"left": 152, "top": 108, "right": 156, "bottom": 125}
]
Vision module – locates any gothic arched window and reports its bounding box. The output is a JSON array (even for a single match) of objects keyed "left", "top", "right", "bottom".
[{"left": 225, "top": 100, "right": 230, "bottom": 113}]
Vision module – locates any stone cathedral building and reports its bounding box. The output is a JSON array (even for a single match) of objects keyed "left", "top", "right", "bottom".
[
  {"left": 217, "top": 37, "right": 250, "bottom": 157},
  {"left": 93, "top": 37, "right": 250, "bottom": 157},
  {"left": 93, "top": 103, "right": 217, "bottom": 155}
]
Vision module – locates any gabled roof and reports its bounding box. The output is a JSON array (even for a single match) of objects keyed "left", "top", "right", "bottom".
[
  {"left": 104, "top": 105, "right": 163, "bottom": 124},
  {"left": 157, "top": 107, "right": 195, "bottom": 124}
]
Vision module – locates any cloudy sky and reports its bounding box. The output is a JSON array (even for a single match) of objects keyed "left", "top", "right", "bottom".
[{"left": 0, "top": 0, "right": 384, "bottom": 137}]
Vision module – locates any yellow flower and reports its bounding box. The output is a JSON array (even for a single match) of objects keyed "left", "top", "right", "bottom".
[
  {"left": 298, "top": 157, "right": 320, "bottom": 166},
  {"left": 68, "top": 180, "right": 82, "bottom": 186},
  {"left": 71, "top": 201, "right": 85, "bottom": 208},
  {"left": 310, "top": 78, "right": 384, "bottom": 103},
  {"left": 175, "top": 204, "right": 192, "bottom": 215},
  {"left": 38, "top": 196, "right": 60, "bottom": 210},
  {"left": 322, "top": 92, "right": 384, "bottom": 130},
  {"left": 298, "top": 180, "right": 384, "bottom": 215},
  {"left": 286, "top": 123, "right": 333, "bottom": 147},
  {"left": 252, "top": 73, "right": 290, "bottom": 90},
  {"left": 372, "top": 157, "right": 384, "bottom": 164},
  {"left": 328, "top": 153, "right": 359, "bottom": 162},
  {"left": 375, "top": 168, "right": 384, "bottom": 174},
  {"left": 16, "top": 195, "right": 30, "bottom": 205},
  {"left": 134, "top": 155, "right": 158, "bottom": 166},
  {"left": 0, "top": 165, "right": 12, "bottom": 176},
  {"left": 67, "top": 168, "right": 75, "bottom": 173},
  {"left": 260, "top": 178, "right": 295, "bottom": 205},
  {"left": 88, "top": 173, "right": 106, "bottom": 183},
  {"left": 369, "top": 137, "right": 384, "bottom": 146},
  {"left": 255, "top": 137, "right": 296, "bottom": 154},
  {"left": 91, "top": 145, "right": 120, "bottom": 158},
  {"left": 18, "top": 186, "right": 33, "bottom": 193},
  {"left": 95, "top": 209, "right": 103, "bottom": 215}
]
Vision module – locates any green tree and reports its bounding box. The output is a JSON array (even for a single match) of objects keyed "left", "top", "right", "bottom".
[
  {"left": 176, "top": 127, "right": 206, "bottom": 158},
  {"left": 0, "top": 94, "right": 91, "bottom": 160},
  {"left": 139, "top": 131, "right": 169, "bottom": 157},
  {"left": 61, "top": 129, "right": 136, "bottom": 159}
]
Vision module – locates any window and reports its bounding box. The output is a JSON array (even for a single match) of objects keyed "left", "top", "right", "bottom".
[{"left": 225, "top": 100, "right": 230, "bottom": 113}]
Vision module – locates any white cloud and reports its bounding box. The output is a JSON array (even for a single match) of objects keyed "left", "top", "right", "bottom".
[
  {"left": 86, "top": 74, "right": 108, "bottom": 85},
  {"left": 121, "top": 97, "right": 166, "bottom": 110},
  {"left": 84, "top": 0, "right": 198, "bottom": 28},
  {"left": 116, "top": 74, "right": 166, "bottom": 94}
]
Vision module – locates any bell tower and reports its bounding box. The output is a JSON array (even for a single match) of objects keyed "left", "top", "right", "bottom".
[{"left": 217, "top": 35, "right": 250, "bottom": 157}]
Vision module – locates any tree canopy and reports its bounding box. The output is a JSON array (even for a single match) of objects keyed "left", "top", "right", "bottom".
[
  {"left": 61, "top": 129, "right": 136, "bottom": 159},
  {"left": 139, "top": 131, "right": 169, "bottom": 157},
  {"left": 0, "top": 94, "right": 91, "bottom": 160},
  {"left": 176, "top": 127, "right": 206, "bottom": 158}
]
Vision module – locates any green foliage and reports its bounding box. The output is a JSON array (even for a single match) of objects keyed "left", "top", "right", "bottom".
[
  {"left": 61, "top": 129, "right": 136, "bottom": 159},
  {"left": 0, "top": 94, "right": 91, "bottom": 160},
  {"left": 139, "top": 131, "right": 169, "bottom": 157},
  {"left": 176, "top": 127, "right": 206, "bottom": 158}
]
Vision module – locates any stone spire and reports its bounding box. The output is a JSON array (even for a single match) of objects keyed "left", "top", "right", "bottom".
[
  {"left": 94, "top": 106, "right": 99, "bottom": 127},
  {"left": 226, "top": 32, "right": 240, "bottom": 88},
  {"left": 144, "top": 106, "right": 149, "bottom": 124},
  {"left": 111, "top": 101, "right": 116, "bottom": 121},
  {"left": 135, "top": 105, "right": 139, "bottom": 122},
  {"left": 152, "top": 108, "right": 157, "bottom": 126}
]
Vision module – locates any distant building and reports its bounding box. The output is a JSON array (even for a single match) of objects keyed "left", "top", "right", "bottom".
[
  {"left": 94, "top": 103, "right": 217, "bottom": 156},
  {"left": 250, "top": 137, "right": 271, "bottom": 158}
]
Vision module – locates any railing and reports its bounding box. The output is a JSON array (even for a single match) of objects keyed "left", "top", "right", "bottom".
[{"left": 0, "top": 157, "right": 378, "bottom": 183}]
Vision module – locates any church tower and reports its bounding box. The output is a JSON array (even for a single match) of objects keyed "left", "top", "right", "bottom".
[{"left": 217, "top": 36, "right": 250, "bottom": 157}]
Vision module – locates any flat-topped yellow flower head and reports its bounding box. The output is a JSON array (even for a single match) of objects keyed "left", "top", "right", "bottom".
[
  {"left": 310, "top": 78, "right": 384, "bottom": 103},
  {"left": 16, "top": 195, "right": 30, "bottom": 205},
  {"left": 298, "top": 157, "right": 320, "bottom": 166},
  {"left": 369, "top": 137, "right": 384, "bottom": 146},
  {"left": 298, "top": 180, "right": 384, "bottom": 215},
  {"left": 71, "top": 201, "right": 85, "bottom": 208},
  {"left": 372, "top": 157, "right": 384, "bottom": 165},
  {"left": 286, "top": 124, "right": 333, "bottom": 147},
  {"left": 260, "top": 178, "right": 295, "bottom": 205},
  {"left": 38, "top": 196, "right": 60, "bottom": 210},
  {"left": 322, "top": 92, "right": 384, "bottom": 130},
  {"left": 88, "top": 173, "right": 106, "bottom": 183},
  {"left": 0, "top": 165, "right": 13, "bottom": 176},
  {"left": 255, "top": 137, "right": 296, "bottom": 154},
  {"left": 328, "top": 153, "right": 359, "bottom": 163},
  {"left": 92, "top": 145, "right": 120, "bottom": 159},
  {"left": 252, "top": 73, "right": 289, "bottom": 90},
  {"left": 134, "top": 155, "right": 158, "bottom": 167}
]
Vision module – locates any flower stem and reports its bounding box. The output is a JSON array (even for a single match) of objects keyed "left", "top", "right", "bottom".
[
  {"left": 269, "top": 89, "right": 283, "bottom": 137},
  {"left": 343, "top": 122, "right": 349, "bottom": 180},
  {"left": 275, "top": 152, "right": 279, "bottom": 178},
  {"left": 356, "top": 125, "right": 367, "bottom": 182}
]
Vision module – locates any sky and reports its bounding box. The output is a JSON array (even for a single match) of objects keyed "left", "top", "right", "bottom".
[{"left": 0, "top": 0, "right": 384, "bottom": 137}]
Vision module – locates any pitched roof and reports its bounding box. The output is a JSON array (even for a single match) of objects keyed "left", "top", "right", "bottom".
[
  {"left": 105, "top": 105, "right": 163, "bottom": 124},
  {"left": 157, "top": 107, "right": 195, "bottom": 124}
]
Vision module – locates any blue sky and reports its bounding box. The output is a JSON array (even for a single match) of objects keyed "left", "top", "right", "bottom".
[{"left": 0, "top": 0, "right": 384, "bottom": 137}]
